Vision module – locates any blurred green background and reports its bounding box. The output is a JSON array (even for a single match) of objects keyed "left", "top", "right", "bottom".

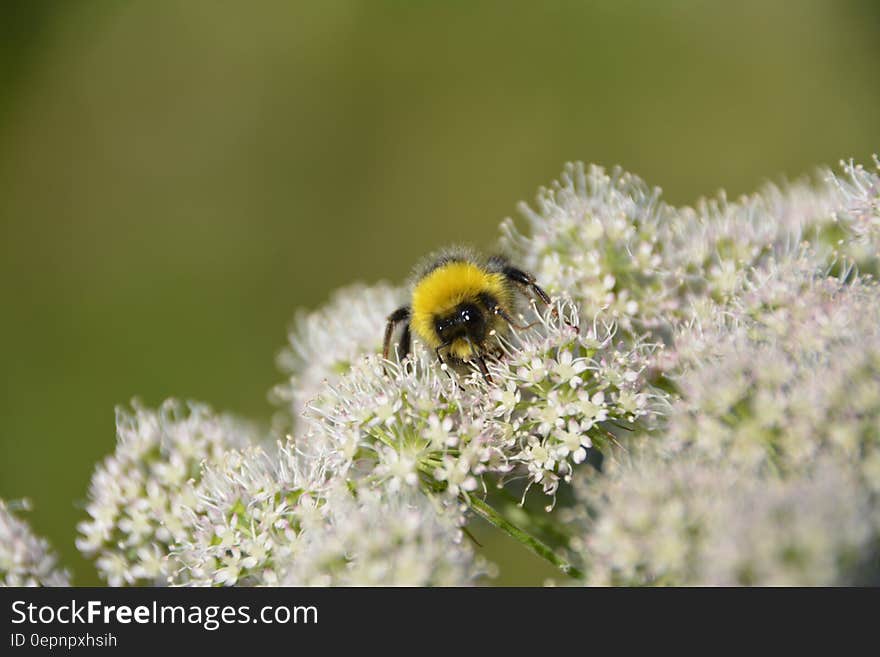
[{"left": 1, "top": 1, "right": 878, "bottom": 585}]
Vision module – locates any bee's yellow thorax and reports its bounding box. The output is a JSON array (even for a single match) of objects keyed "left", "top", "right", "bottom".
[{"left": 410, "top": 261, "right": 508, "bottom": 349}]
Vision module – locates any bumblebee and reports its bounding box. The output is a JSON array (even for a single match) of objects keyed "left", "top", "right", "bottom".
[{"left": 383, "top": 247, "right": 551, "bottom": 381}]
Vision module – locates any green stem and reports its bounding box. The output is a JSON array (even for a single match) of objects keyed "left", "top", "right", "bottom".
[
  {"left": 494, "top": 488, "right": 575, "bottom": 547},
  {"left": 466, "top": 495, "right": 584, "bottom": 580}
]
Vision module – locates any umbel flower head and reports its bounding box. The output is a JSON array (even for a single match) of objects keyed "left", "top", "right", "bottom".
[
  {"left": 69, "top": 155, "right": 880, "bottom": 586},
  {"left": 573, "top": 453, "right": 879, "bottom": 586},
  {"left": 281, "top": 483, "right": 481, "bottom": 586},
  {"left": 0, "top": 499, "right": 70, "bottom": 587},
  {"left": 664, "top": 263, "right": 880, "bottom": 486},
  {"left": 304, "top": 298, "right": 662, "bottom": 506},
  {"left": 569, "top": 258, "right": 880, "bottom": 586},
  {"left": 273, "top": 283, "right": 404, "bottom": 433},
  {"left": 76, "top": 400, "right": 254, "bottom": 586},
  {"left": 500, "top": 163, "right": 674, "bottom": 334},
  {"left": 168, "top": 438, "right": 333, "bottom": 586},
  {"left": 501, "top": 158, "right": 880, "bottom": 346}
]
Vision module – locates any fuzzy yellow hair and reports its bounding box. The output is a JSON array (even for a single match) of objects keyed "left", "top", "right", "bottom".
[{"left": 410, "top": 261, "right": 511, "bottom": 357}]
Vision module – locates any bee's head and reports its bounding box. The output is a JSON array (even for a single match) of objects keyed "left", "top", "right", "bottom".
[{"left": 435, "top": 302, "right": 487, "bottom": 345}]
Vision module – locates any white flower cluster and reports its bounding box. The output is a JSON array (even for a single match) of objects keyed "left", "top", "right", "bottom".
[
  {"left": 273, "top": 283, "right": 404, "bottom": 432},
  {"left": 76, "top": 400, "right": 253, "bottom": 586},
  {"left": 701, "top": 462, "right": 878, "bottom": 586},
  {"left": 79, "top": 403, "right": 481, "bottom": 586},
  {"left": 824, "top": 156, "right": 880, "bottom": 275},
  {"left": 168, "top": 442, "right": 311, "bottom": 586},
  {"left": 305, "top": 299, "right": 660, "bottom": 506},
  {"left": 500, "top": 164, "right": 674, "bottom": 333},
  {"left": 575, "top": 455, "right": 878, "bottom": 586},
  {"left": 569, "top": 252, "right": 880, "bottom": 586},
  {"left": 1, "top": 499, "right": 70, "bottom": 586},
  {"left": 501, "top": 158, "right": 880, "bottom": 343},
  {"left": 70, "top": 156, "right": 879, "bottom": 586},
  {"left": 666, "top": 265, "right": 880, "bottom": 485},
  {"left": 282, "top": 485, "right": 480, "bottom": 586},
  {"left": 485, "top": 304, "right": 661, "bottom": 502}
]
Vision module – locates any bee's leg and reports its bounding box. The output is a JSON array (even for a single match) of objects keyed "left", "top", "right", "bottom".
[
  {"left": 436, "top": 345, "right": 457, "bottom": 373},
  {"left": 475, "top": 355, "right": 492, "bottom": 384},
  {"left": 503, "top": 267, "right": 578, "bottom": 334},
  {"left": 383, "top": 306, "right": 411, "bottom": 369},
  {"left": 502, "top": 266, "right": 552, "bottom": 306},
  {"left": 400, "top": 323, "right": 412, "bottom": 360},
  {"left": 495, "top": 304, "right": 542, "bottom": 331}
]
